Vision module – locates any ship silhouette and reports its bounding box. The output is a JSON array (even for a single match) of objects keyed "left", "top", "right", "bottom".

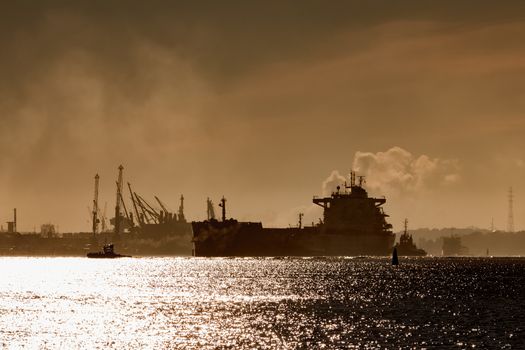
[
  {"left": 394, "top": 219, "right": 426, "bottom": 256},
  {"left": 86, "top": 243, "right": 131, "bottom": 258},
  {"left": 192, "top": 172, "right": 396, "bottom": 256}
]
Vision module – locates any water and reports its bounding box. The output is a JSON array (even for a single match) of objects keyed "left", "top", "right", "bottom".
[{"left": 0, "top": 257, "right": 524, "bottom": 349}]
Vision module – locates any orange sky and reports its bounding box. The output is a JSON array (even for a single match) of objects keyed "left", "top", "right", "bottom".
[{"left": 1, "top": 1, "right": 524, "bottom": 232}]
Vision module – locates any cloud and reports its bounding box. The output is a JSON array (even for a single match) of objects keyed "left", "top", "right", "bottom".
[
  {"left": 352, "top": 146, "right": 460, "bottom": 196},
  {"left": 0, "top": 3, "right": 524, "bottom": 230}
]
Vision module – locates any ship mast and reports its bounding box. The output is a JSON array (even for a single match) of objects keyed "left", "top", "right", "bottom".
[
  {"left": 404, "top": 218, "right": 408, "bottom": 235},
  {"left": 92, "top": 174, "right": 99, "bottom": 239}
]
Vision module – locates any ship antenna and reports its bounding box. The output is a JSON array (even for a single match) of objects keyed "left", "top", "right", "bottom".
[{"left": 298, "top": 213, "right": 304, "bottom": 229}]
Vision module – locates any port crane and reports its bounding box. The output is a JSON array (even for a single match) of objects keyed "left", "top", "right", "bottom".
[
  {"left": 128, "top": 183, "right": 143, "bottom": 228},
  {"left": 117, "top": 181, "right": 132, "bottom": 227},
  {"left": 207, "top": 198, "right": 216, "bottom": 220},
  {"left": 92, "top": 174, "right": 100, "bottom": 239},
  {"left": 155, "top": 195, "right": 170, "bottom": 214},
  {"left": 178, "top": 195, "right": 185, "bottom": 222},
  {"left": 114, "top": 165, "right": 124, "bottom": 236}
]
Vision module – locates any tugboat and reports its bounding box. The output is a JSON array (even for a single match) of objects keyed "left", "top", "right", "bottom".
[
  {"left": 394, "top": 219, "right": 426, "bottom": 256},
  {"left": 86, "top": 243, "right": 131, "bottom": 258}
]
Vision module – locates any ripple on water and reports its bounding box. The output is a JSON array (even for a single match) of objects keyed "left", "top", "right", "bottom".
[{"left": 0, "top": 257, "right": 524, "bottom": 348}]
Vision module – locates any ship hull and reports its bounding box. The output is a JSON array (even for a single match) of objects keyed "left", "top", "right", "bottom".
[{"left": 192, "top": 221, "right": 395, "bottom": 257}]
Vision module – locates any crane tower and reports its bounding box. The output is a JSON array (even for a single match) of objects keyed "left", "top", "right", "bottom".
[
  {"left": 92, "top": 174, "right": 99, "bottom": 238},
  {"left": 114, "top": 165, "right": 124, "bottom": 236}
]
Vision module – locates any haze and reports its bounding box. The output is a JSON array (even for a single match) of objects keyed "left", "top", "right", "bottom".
[{"left": 1, "top": 1, "right": 524, "bottom": 232}]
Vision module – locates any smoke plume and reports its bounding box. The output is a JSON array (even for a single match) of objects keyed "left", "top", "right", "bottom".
[{"left": 352, "top": 146, "right": 460, "bottom": 196}]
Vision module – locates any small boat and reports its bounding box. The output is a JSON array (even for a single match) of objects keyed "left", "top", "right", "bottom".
[
  {"left": 87, "top": 243, "right": 131, "bottom": 258},
  {"left": 395, "top": 219, "right": 426, "bottom": 256}
]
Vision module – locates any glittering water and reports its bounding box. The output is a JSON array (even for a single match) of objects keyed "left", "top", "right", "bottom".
[{"left": 0, "top": 257, "right": 524, "bottom": 349}]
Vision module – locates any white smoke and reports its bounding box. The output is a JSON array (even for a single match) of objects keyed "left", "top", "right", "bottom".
[
  {"left": 321, "top": 170, "right": 347, "bottom": 196},
  {"left": 265, "top": 147, "right": 460, "bottom": 229},
  {"left": 351, "top": 146, "right": 460, "bottom": 196}
]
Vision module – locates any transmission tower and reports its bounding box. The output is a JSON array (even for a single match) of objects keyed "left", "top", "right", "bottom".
[{"left": 507, "top": 187, "right": 514, "bottom": 233}]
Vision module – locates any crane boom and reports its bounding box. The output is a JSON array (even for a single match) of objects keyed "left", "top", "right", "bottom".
[
  {"left": 134, "top": 192, "right": 152, "bottom": 224},
  {"left": 154, "top": 196, "right": 169, "bottom": 214},
  {"left": 136, "top": 194, "right": 160, "bottom": 218},
  {"left": 117, "top": 181, "right": 131, "bottom": 226},
  {"left": 128, "top": 183, "right": 143, "bottom": 227}
]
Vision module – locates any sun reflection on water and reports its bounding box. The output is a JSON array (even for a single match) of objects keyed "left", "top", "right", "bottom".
[{"left": 0, "top": 257, "right": 524, "bottom": 348}]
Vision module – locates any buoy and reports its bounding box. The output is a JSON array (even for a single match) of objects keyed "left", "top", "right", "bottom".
[{"left": 392, "top": 247, "right": 399, "bottom": 266}]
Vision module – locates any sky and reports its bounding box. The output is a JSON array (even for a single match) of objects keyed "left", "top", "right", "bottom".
[{"left": 1, "top": 1, "right": 525, "bottom": 232}]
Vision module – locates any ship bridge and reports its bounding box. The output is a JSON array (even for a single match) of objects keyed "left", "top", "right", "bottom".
[{"left": 312, "top": 173, "right": 391, "bottom": 233}]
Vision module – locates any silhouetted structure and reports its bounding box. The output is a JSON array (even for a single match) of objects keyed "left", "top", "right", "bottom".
[
  {"left": 0, "top": 166, "right": 192, "bottom": 256},
  {"left": 113, "top": 165, "right": 124, "bottom": 239},
  {"left": 40, "top": 224, "right": 57, "bottom": 238},
  {"left": 92, "top": 174, "right": 100, "bottom": 240},
  {"left": 192, "top": 172, "right": 395, "bottom": 256},
  {"left": 392, "top": 247, "right": 399, "bottom": 265},
  {"left": 87, "top": 243, "right": 131, "bottom": 258},
  {"left": 107, "top": 165, "right": 193, "bottom": 255},
  {"left": 394, "top": 219, "right": 426, "bottom": 256},
  {"left": 6, "top": 208, "right": 17, "bottom": 234}
]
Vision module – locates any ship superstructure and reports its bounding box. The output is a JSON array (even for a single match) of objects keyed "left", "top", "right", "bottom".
[{"left": 313, "top": 173, "right": 392, "bottom": 236}]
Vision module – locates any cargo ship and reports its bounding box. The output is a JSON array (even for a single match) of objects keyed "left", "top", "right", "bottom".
[
  {"left": 394, "top": 219, "right": 426, "bottom": 256},
  {"left": 192, "top": 172, "right": 396, "bottom": 256}
]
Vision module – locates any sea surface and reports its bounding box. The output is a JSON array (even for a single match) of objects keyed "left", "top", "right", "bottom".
[{"left": 0, "top": 257, "right": 524, "bottom": 349}]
